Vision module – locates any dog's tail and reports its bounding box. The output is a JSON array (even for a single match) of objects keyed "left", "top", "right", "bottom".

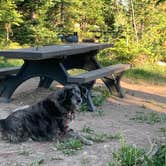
[{"left": 0, "top": 119, "right": 6, "bottom": 131}]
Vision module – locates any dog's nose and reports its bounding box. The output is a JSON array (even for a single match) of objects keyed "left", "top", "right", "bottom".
[{"left": 77, "top": 98, "right": 82, "bottom": 104}]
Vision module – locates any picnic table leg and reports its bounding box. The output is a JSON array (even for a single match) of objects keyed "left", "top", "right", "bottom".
[
  {"left": 0, "top": 60, "right": 68, "bottom": 103},
  {"left": 81, "top": 81, "right": 96, "bottom": 112},
  {"left": 38, "top": 77, "right": 53, "bottom": 88},
  {"left": 62, "top": 53, "right": 99, "bottom": 111},
  {"left": 88, "top": 57, "right": 125, "bottom": 98}
]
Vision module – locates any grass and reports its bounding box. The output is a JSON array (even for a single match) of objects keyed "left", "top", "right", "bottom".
[
  {"left": 81, "top": 125, "right": 95, "bottom": 134},
  {"left": 55, "top": 138, "right": 83, "bottom": 156},
  {"left": 106, "top": 140, "right": 166, "bottom": 166},
  {"left": 110, "top": 144, "right": 145, "bottom": 166},
  {"left": 80, "top": 87, "right": 110, "bottom": 112},
  {"left": 29, "top": 159, "right": 45, "bottom": 166},
  {"left": 97, "top": 53, "right": 166, "bottom": 85},
  {"left": 0, "top": 50, "right": 166, "bottom": 85},
  {"left": 159, "top": 128, "right": 166, "bottom": 137},
  {"left": 85, "top": 133, "right": 121, "bottom": 143},
  {"left": 81, "top": 125, "right": 121, "bottom": 143},
  {"left": 14, "top": 159, "right": 45, "bottom": 166},
  {"left": 130, "top": 111, "right": 166, "bottom": 125},
  {"left": 0, "top": 58, "right": 23, "bottom": 68},
  {"left": 55, "top": 126, "right": 120, "bottom": 156},
  {"left": 18, "top": 150, "right": 31, "bottom": 156},
  {"left": 125, "top": 65, "right": 166, "bottom": 85}
]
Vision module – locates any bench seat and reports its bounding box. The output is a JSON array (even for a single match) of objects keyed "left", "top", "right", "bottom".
[
  {"left": 68, "top": 64, "right": 131, "bottom": 84},
  {"left": 0, "top": 67, "right": 20, "bottom": 79}
]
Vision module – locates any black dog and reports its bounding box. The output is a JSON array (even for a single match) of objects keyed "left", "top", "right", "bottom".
[{"left": 0, "top": 84, "right": 82, "bottom": 143}]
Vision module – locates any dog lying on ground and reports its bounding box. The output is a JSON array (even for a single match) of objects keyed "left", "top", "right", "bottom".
[{"left": 0, "top": 84, "right": 84, "bottom": 143}]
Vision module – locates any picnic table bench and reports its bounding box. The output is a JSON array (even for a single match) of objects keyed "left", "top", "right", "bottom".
[
  {"left": 0, "top": 67, "right": 20, "bottom": 79},
  {"left": 0, "top": 43, "right": 130, "bottom": 111}
]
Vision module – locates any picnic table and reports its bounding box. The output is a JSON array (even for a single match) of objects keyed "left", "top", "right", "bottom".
[{"left": 0, "top": 43, "right": 130, "bottom": 111}]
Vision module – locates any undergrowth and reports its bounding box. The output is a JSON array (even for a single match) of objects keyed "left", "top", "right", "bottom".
[
  {"left": 81, "top": 125, "right": 121, "bottom": 143},
  {"left": 131, "top": 111, "right": 166, "bottom": 125},
  {"left": 80, "top": 86, "right": 110, "bottom": 112},
  {"left": 106, "top": 140, "right": 166, "bottom": 166},
  {"left": 55, "top": 138, "right": 83, "bottom": 156}
]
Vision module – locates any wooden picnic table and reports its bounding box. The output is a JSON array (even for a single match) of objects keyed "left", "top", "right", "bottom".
[{"left": 0, "top": 43, "right": 129, "bottom": 111}]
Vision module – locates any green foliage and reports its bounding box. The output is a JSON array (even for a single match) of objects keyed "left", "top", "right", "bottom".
[
  {"left": 81, "top": 125, "right": 95, "bottom": 134},
  {"left": 125, "top": 64, "right": 166, "bottom": 85},
  {"left": 56, "top": 138, "right": 83, "bottom": 155},
  {"left": 85, "top": 132, "right": 120, "bottom": 143},
  {"left": 130, "top": 111, "right": 166, "bottom": 125},
  {"left": 107, "top": 140, "right": 166, "bottom": 166},
  {"left": 29, "top": 159, "right": 44, "bottom": 166},
  {"left": 112, "top": 144, "right": 145, "bottom": 166},
  {"left": 82, "top": 125, "right": 121, "bottom": 143},
  {"left": 79, "top": 87, "right": 109, "bottom": 112},
  {"left": 0, "top": 0, "right": 165, "bottom": 78}
]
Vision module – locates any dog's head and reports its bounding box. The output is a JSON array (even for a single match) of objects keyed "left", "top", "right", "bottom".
[{"left": 63, "top": 84, "right": 82, "bottom": 111}]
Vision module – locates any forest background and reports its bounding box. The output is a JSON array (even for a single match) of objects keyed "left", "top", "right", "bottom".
[{"left": 0, "top": 0, "right": 165, "bottom": 83}]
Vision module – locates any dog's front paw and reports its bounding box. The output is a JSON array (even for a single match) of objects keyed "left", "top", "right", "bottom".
[{"left": 64, "top": 129, "right": 93, "bottom": 145}]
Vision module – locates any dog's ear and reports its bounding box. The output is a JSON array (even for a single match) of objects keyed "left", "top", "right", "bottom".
[{"left": 64, "top": 84, "right": 79, "bottom": 95}]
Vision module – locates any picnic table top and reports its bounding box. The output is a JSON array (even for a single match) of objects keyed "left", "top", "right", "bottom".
[{"left": 0, "top": 43, "right": 113, "bottom": 60}]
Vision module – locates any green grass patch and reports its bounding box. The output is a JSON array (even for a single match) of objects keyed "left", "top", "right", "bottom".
[
  {"left": 67, "top": 69, "right": 87, "bottom": 75},
  {"left": 106, "top": 141, "right": 166, "bottom": 166},
  {"left": 97, "top": 52, "right": 166, "bottom": 85},
  {"left": 159, "top": 128, "right": 166, "bottom": 137},
  {"left": 85, "top": 133, "right": 120, "bottom": 143},
  {"left": 125, "top": 65, "right": 166, "bottom": 85},
  {"left": 82, "top": 125, "right": 121, "bottom": 143},
  {"left": 130, "top": 111, "right": 166, "bottom": 125},
  {"left": 80, "top": 87, "right": 110, "bottom": 112},
  {"left": 0, "top": 58, "right": 23, "bottom": 68},
  {"left": 81, "top": 125, "right": 95, "bottom": 134},
  {"left": 110, "top": 144, "right": 145, "bottom": 166},
  {"left": 29, "top": 159, "right": 44, "bottom": 166},
  {"left": 55, "top": 138, "right": 83, "bottom": 156}
]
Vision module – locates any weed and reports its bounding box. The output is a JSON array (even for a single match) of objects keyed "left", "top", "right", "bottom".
[
  {"left": 29, "top": 159, "right": 44, "bottom": 166},
  {"left": 159, "top": 128, "right": 166, "bottom": 137},
  {"left": 85, "top": 133, "right": 111, "bottom": 143},
  {"left": 130, "top": 111, "right": 166, "bottom": 124},
  {"left": 82, "top": 125, "right": 121, "bottom": 143},
  {"left": 113, "top": 143, "right": 145, "bottom": 166},
  {"left": 50, "top": 157, "right": 63, "bottom": 161},
  {"left": 79, "top": 88, "right": 109, "bottom": 112},
  {"left": 81, "top": 125, "right": 94, "bottom": 134},
  {"left": 18, "top": 150, "right": 31, "bottom": 156},
  {"left": 141, "top": 104, "right": 147, "bottom": 109},
  {"left": 107, "top": 140, "right": 166, "bottom": 166},
  {"left": 80, "top": 103, "right": 89, "bottom": 112},
  {"left": 13, "top": 164, "right": 24, "bottom": 166},
  {"left": 81, "top": 157, "right": 90, "bottom": 166},
  {"left": 93, "top": 86, "right": 111, "bottom": 98},
  {"left": 94, "top": 109, "right": 105, "bottom": 117},
  {"left": 149, "top": 144, "right": 166, "bottom": 166},
  {"left": 125, "top": 64, "right": 166, "bottom": 85},
  {"left": 92, "top": 94, "right": 106, "bottom": 107},
  {"left": 55, "top": 138, "right": 83, "bottom": 156}
]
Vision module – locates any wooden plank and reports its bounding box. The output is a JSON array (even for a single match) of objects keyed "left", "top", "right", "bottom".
[
  {"left": 0, "top": 43, "right": 113, "bottom": 60},
  {"left": 68, "top": 64, "right": 131, "bottom": 83},
  {"left": 0, "top": 67, "right": 20, "bottom": 78}
]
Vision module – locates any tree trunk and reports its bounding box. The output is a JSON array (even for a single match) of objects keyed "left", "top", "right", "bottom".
[
  {"left": 60, "top": 0, "right": 65, "bottom": 28},
  {"left": 130, "top": 0, "right": 139, "bottom": 44}
]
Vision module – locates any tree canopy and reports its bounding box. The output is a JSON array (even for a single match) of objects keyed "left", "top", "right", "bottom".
[{"left": 0, "top": 0, "right": 165, "bottom": 62}]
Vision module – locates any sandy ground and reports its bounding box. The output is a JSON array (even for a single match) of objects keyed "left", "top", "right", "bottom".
[{"left": 0, "top": 78, "right": 165, "bottom": 166}]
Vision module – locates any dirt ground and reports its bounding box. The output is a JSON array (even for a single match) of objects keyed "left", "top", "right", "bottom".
[{"left": 0, "top": 78, "right": 165, "bottom": 166}]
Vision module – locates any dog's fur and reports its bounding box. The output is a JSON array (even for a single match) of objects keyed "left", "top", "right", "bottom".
[{"left": 0, "top": 84, "right": 82, "bottom": 143}]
